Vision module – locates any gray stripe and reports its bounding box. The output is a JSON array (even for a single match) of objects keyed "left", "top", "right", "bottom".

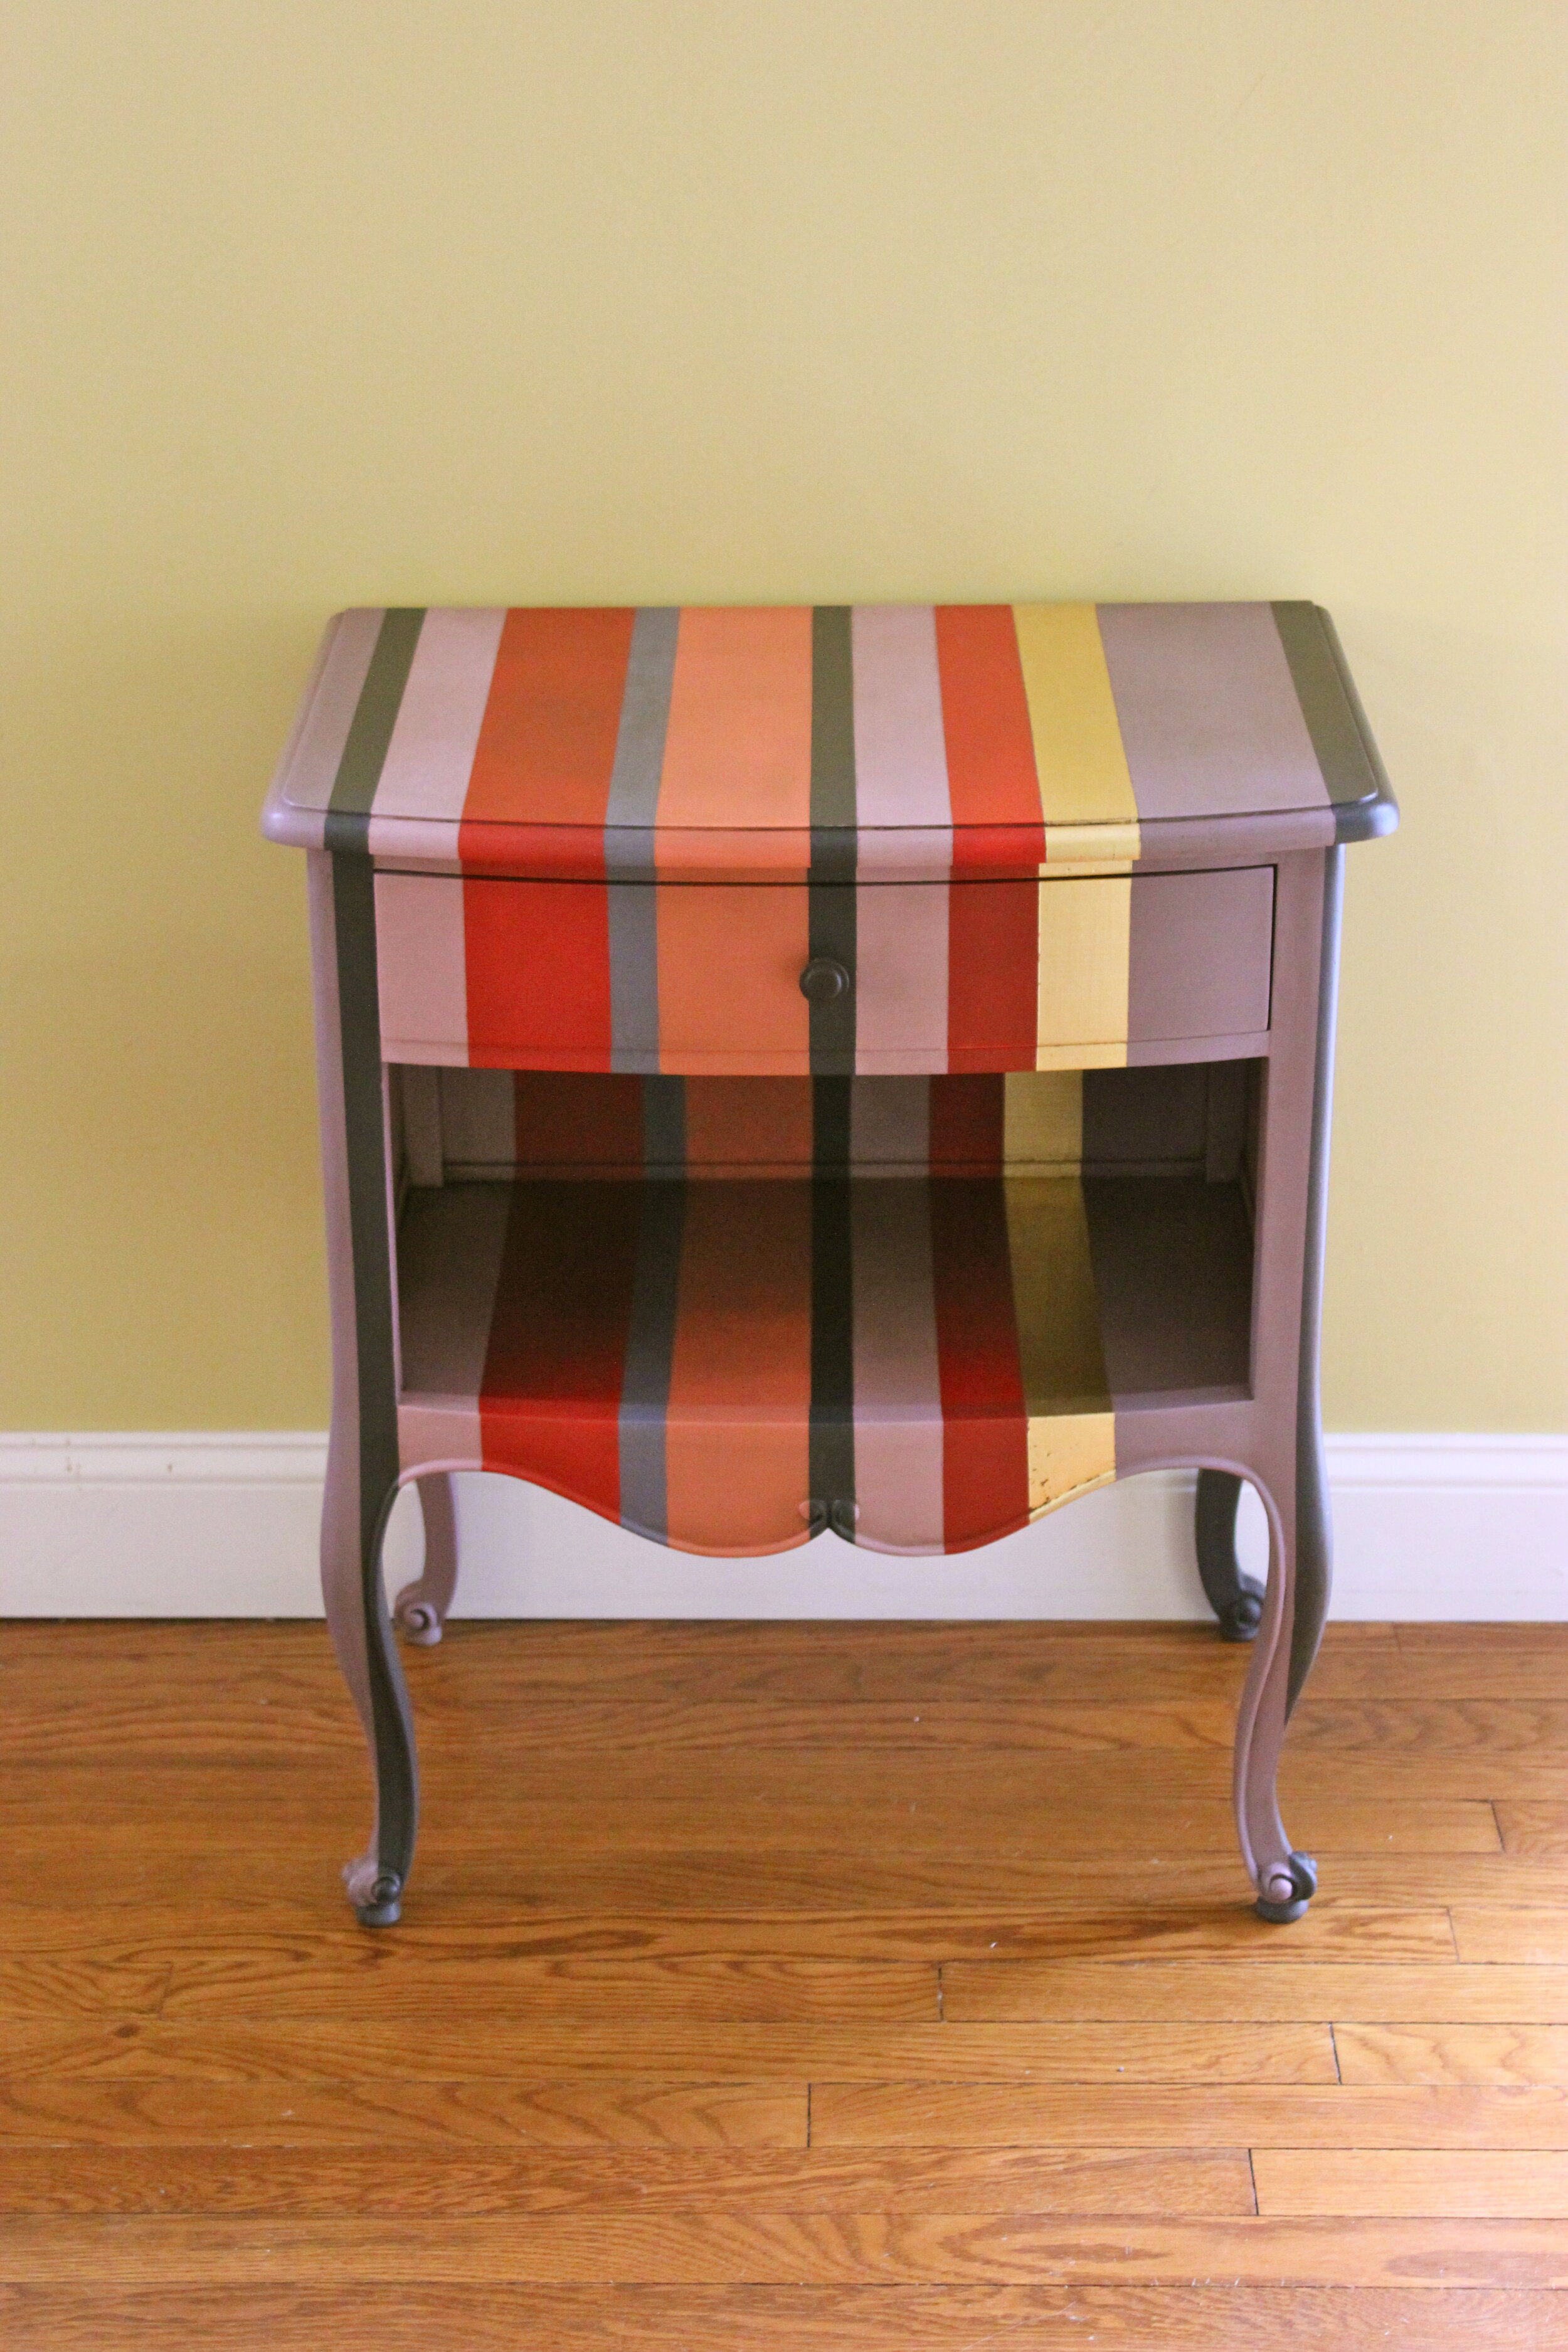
[
  {"left": 605, "top": 605, "right": 680, "bottom": 876},
  {"left": 618, "top": 1182, "right": 687, "bottom": 1544},
  {"left": 640, "top": 1074, "right": 686, "bottom": 1172},
  {"left": 609, "top": 884, "right": 660, "bottom": 1069}
]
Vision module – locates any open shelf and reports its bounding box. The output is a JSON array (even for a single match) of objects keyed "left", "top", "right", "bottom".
[{"left": 394, "top": 1166, "right": 1253, "bottom": 1559}]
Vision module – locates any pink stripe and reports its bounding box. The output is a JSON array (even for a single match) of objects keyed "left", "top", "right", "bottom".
[
  {"left": 374, "top": 875, "right": 469, "bottom": 1062},
  {"left": 851, "top": 606, "right": 953, "bottom": 841},
  {"left": 854, "top": 884, "right": 949, "bottom": 1069},
  {"left": 374, "top": 608, "right": 507, "bottom": 823}
]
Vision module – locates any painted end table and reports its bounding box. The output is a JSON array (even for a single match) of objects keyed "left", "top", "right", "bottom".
[{"left": 264, "top": 601, "right": 1395, "bottom": 1926}]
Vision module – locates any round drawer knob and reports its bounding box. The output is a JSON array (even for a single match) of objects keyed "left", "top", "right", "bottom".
[{"left": 799, "top": 956, "right": 851, "bottom": 1004}]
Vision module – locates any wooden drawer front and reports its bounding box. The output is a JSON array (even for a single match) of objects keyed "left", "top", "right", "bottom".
[{"left": 374, "top": 867, "right": 1273, "bottom": 1074}]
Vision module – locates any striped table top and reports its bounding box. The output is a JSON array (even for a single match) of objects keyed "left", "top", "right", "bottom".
[{"left": 265, "top": 603, "right": 1393, "bottom": 880}]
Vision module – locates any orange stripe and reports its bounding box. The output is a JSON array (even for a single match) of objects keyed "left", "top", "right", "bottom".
[
  {"left": 655, "top": 608, "right": 813, "bottom": 842},
  {"left": 682, "top": 1078, "right": 815, "bottom": 1171},
  {"left": 934, "top": 607, "right": 1046, "bottom": 871},
  {"left": 655, "top": 884, "right": 810, "bottom": 1067},
  {"left": 460, "top": 608, "right": 635, "bottom": 850},
  {"left": 663, "top": 1180, "right": 812, "bottom": 1551}
]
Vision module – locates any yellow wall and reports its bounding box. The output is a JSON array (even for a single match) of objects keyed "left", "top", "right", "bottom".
[{"left": 3, "top": 1, "right": 1564, "bottom": 1430}]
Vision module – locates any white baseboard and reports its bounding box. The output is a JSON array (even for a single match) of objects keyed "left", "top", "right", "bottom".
[{"left": 1, "top": 1433, "right": 1563, "bottom": 1620}]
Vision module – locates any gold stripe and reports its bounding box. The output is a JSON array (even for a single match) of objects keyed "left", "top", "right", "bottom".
[
  {"left": 1003, "top": 1071, "right": 1083, "bottom": 1172},
  {"left": 1013, "top": 605, "right": 1141, "bottom": 857},
  {"left": 1027, "top": 1415, "right": 1118, "bottom": 1517},
  {"left": 1001, "top": 1173, "right": 1116, "bottom": 1515},
  {"left": 1042, "top": 827, "right": 1140, "bottom": 869},
  {"left": 1036, "top": 874, "right": 1130, "bottom": 1065}
]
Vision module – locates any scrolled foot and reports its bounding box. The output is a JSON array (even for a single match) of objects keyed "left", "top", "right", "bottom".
[
  {"left": 1255, "top": 1850, "right": 1318, "bottom": 1924},
  {"left": 344, "top": 1852, "right": 405, "bottom": 1927},
  {"left": 1217, "top": 1582, "right": 1265, "bottom": 1642},
  {"left": 393, "top": 1584, "right": 445, "bottom": 1645}
]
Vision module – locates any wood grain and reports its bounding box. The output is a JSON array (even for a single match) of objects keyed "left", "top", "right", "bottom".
[
  {"left": 942, "top": 1961, "right": 1568, "bottom": 2024},
  {"left": 1253, "top": 2148, "right": 1568, "bottom": 2218},
  {"left": 0, "top": 2143, "right": 1256, "bottom": 2218},
  {"left": 1335, "top": 2025, "right": 1568, "bottom": 2086},
  {"left": 0, "top": 2212, "right": 1564, "bottom": 2286},
  {"left": 5, "top": 2284, "right": 1562, "bottom": 2351},
  {"left": 0, "top": 2017, "right": 1340, "bottom": 2085},
  {"left": 811, "top": 2080, "right": 1568, "bottom": 2149},
  {"left": 1451, "top": 1909, "right": 1568, "bottom": 1964}
]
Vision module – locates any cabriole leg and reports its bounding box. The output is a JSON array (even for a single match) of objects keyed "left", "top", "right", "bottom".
[
  {"left": 321, "top": 1439, "right": 417, "bottom": 1927},
  {"left": 1232, "top": 1471, "right": 1318, "bottom": 1924},
  {"left": 1194, "top": 1468, "right": 1264, "bottom": 1641},
  {"left": 395, "top": 1473, "right": 460, "bottom": 1645},
  {"left": 309, "top": 845, "right": 418, "bottom": 1927}
]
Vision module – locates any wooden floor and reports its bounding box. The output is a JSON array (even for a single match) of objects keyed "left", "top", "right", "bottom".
[{"left": 3, "top": 1618, "right": 1568, "bottom": 2347}]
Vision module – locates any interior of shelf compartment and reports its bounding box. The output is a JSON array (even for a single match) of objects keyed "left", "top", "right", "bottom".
[{"left": 392, "top": 1071, "right": 1256, "bottom": 1559}]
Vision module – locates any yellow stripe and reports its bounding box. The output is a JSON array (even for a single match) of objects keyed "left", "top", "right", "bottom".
[
  {"left": 1036, "top": 875, "right": 1130, "bottom": 1067},
  {"left": 1003, "top": 1071, "right": 1083, "bottom": 1172},
  {"left": 1027, "top": 1414, "right": 1118, "bottom": 1517},
  {"left": 1012, "top": 604, "right": 1140, "bottom": 861},
  {"left": 1001, "top": 1175, "right": 1116, "bottom": 1515}
]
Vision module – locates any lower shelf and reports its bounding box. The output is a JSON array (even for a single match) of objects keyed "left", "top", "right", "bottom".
[{"left": 396, "top": 1173, "right": 1252, "bottom": 1557}]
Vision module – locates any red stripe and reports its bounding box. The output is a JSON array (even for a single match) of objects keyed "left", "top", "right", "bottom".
[
  {"left": 928, "top": 1075, "right": 1004, "bottom": 1169},
  {"left": 460, "top": 608, "right": 635, "bottom": 862},
  {"left": 479, "top": 1182, "right": 641, "bottom": 1518},
  {"left": 947, "top": 881, "right": 1037, "bottom": 1069},
  {"left": 462, "top": 879, "right": 613, "bottom": 1070},
  {"left": 512, "top": 1073, "right": 644, "bottom": 1170},
  {"left": 928, "top": 1178, "right": 1030, "bottom": 1546},
  {"left": 934, "top": 607, "right": 1044, "bottom": 873}
]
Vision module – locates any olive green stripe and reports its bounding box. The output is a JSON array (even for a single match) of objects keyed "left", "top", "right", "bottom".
[
  {"left": 1270, "top": 601, "right": 1377, "bottom": 813},
  {"left": 324, "top": 607, "right": 426, "bottom": 850}
]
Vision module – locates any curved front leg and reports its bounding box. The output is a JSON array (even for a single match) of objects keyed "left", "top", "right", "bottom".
[
  {"left": 1232, "top": 1463, "right": 1322, "bottom": 1924},
  {"left": 395, "top": 1473, "right": 460, "bottom": 1645},
  {"left": 309, "top": 846, "right": 418, "bottom": 1927},
  {"left": 321, "top": 1440, "right": 417, "bottom": 1926},
  {"left": 1194, "top": 1469, "right": 1264, "bottom": 1641}
]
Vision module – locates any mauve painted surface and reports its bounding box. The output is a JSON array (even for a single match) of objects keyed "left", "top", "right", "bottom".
[
  {"left": 1128, "top": 866, "right": 1276, "bottom": 1043},
  {"left": 1097, "top": 603, "right": 1331, "bottom": 822}
]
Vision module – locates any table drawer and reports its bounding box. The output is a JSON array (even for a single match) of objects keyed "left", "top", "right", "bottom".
[{"left": 374, "top": 867, "right": 1273, "bottom": 1074}]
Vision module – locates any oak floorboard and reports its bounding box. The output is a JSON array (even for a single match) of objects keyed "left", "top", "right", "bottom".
[
  {"left": 0, "top": 2018, "right": 1339, "bottom": 2086},
  {"left": 1253, "top": 2148, "right": 1568, "bottom": 2218},
  {"left": 0, "top": 2078, "right": 808, "bottom": 2148},
  {"left": 8, "top": 1742, "right": 1554, "bottom": 1806},
  {"left": 11, "top": 1687, "right": 1568, "bottom": 1764},
  {"left": 1, "top": 2212, "right": 1565, "bottom": 2286},
  {"left": 0, "top": 2144, "right": 1255, "bottom": 2218},
  {"left": 0, "top": 1791, "right": 1503, "bottom": 1859},
  {"left": 810, "top": 2080, "right": 1568, "bottom": 2149},
  {"left": 941, "top": 1960, "right": 1568, "bottom": 2025},
  {"left": 4, "top": 2283, "right": 1557, "bottom": 2351},
  {"left": 0, "top": 1905, "right": 1458, "bottom": 1987}
]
